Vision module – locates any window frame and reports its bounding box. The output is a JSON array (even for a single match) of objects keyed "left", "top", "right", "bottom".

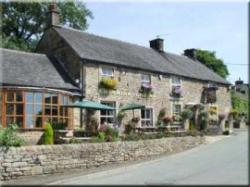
[
  {"left": 100, "top": 67, "right": 114, "bottom": 77},
  {"left": 100, "top": 101, "right": 116, "bottom": 126},
  {"left": 141, "top": 74, "right": 151, "bottom": 85},
  {"left": 141, "top": 107, "right": 153, "bottom": 128},
  {"left": 1, "top": 89, "right": 72, "bottom": 129}
]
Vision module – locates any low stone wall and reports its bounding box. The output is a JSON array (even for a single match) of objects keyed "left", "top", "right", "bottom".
[
  {"left": 17, "top": 129, "right": 44, "bottom": 145},
  {"left": 0, "top": 136, "right": 205, "bottom": 181}
]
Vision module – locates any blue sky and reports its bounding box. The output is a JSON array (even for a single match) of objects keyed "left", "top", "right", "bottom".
[{"left": 85, "top": 1, "right": 248, "bottom": 84}]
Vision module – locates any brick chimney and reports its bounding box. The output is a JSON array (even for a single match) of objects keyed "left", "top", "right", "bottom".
[
  {"left": 150, "top": 38, "right": 164, "bottom": 52},
  {"left": 47, "top": 2, "right": 59, "bottom": 28}
]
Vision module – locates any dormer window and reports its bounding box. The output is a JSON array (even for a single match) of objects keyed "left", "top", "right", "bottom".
[{"left": 101, "top": 67, "right": 113, "bottom": 77}]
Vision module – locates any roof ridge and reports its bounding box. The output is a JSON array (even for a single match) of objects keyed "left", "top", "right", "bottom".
[
  {"left": 54, "top": 25, "right": 157, "bottom": 52},
  {"left": 0, "top": 48, "right": 46, "bottom": 57}
]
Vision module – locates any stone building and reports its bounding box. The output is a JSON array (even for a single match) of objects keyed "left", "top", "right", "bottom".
[{"left": 0, "top": 4, "right": 232, "bottom": 138}]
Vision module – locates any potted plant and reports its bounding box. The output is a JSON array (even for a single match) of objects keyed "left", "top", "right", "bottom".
[
  {"left": 131, "top": 116, "right": 140, "bottom": 123},
  {"left": 139, "top": 83, "right": 154, "bottom": 96},
  {"left": 171, "top": 86, "right": 184, "bottom": 97},
  {"left": 163, "top": 116, "right": 173, "bottom": 130},
  {"left": 181, "top": 109, "right": 193, "bottom": 130}
]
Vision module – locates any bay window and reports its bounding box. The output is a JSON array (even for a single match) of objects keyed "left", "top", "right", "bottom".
[{"left": 0, "top": 89, "right": 72, "bottom": 129}]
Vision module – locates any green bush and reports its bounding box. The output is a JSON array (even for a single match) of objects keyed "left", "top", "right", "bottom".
[
  {"left": 52, "top": 122, "right": 67, "bottom": 130},
  {"left": 105, "top": 127, "right": 119, "bottom": 142},
  {"left": 223, "top": 130, "right": 230, "bottom": 135},
  {"left": 43, "top": 122, "right": 54, "bottom": 145},
  {"left": 124, "top": 123, "right": 134, "bottom": 135},
  {"left": 0, "top": 124, "right": 24, "bottom": 147},
  {"left": 181, "top": 109, "right": 193, "bottom": 120},
  {"left": 98, "top": 132, "right": 106, "bottom": 141}
]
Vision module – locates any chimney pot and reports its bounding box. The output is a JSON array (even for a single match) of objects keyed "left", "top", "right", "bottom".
[{"left": 150, "top": 38, "right": 164, "bottom": 52}]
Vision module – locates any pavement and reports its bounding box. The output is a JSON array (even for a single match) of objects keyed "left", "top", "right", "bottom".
[{"left": 2, "top": 128, "right": 249, "bottom": 185}]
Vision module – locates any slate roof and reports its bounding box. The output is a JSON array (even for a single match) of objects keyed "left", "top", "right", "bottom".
[
  {"left": 0, "top": 48, "right": 79, "bottom": 91},
  {"left": 53, "top": 26, "right": 230, "bottom": 85}
]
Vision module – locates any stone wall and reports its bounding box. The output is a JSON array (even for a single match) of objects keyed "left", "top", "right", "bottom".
[
  {"left": 0, "top": 136, "right": 205, "bottom": 181},
  {"left": 17, "top": 130, "right": 44, "bottom": 145},
  {"left": 82, "top": 63, "right": 231, "bottom": 130}
]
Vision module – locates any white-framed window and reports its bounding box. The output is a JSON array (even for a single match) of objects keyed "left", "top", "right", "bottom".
[
  {"left": 141, "top": 108, "right": 153, "bottom": 127},
  {"left": 141, "top": 74, "right": 151, "bottom": 85},
  {"left": 171, "top": 102, "right": 182, "bottom": 123},
  {"left": 171, "top": 76, "right": 181, "bottom": 86},
  {"left": 101, "top": 67, "right": 114, "bottom": 77},
  {"left": 100, "top": 101, "right": 116, "bottom": 126}
]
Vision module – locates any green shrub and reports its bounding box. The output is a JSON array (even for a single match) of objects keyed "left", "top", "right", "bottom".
[
  {"left": 105, "top": 127, "right": 119, "bottom": 142},
  {"left": 52, "top": 122, "right": 67, "bottom": 130},
  {"left": 124, "top": 123, "right": 134, "bottom": 135},
  {"left": 69, "top": 137, "right": 83, "bottom": 144},
  {"left": 98, "top": 132, "right": 106, "bottom": 141},
  {"left": 43, "top": 122, "right": 54, "bottom": 145},
  {"left": 0, "top": 124, "right": 24, "bottom": 147},
  {"left": 223, "top": 130, "right": 230, "bottom": 135},
  {"left": 181, "top": 109, "right": 193, "bottom": 120},
  {"left": 157, "top": 108, "right": 166, "bottom": 126},
  {"left": 90, "top": 136, "right": 105, "bottom": 143}
]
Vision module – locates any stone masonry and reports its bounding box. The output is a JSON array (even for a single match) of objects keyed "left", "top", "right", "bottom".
[
  {"left": 36, "top": 28, "right": 232, "bottom": 130},
  {"left": 0, "top": 136, "right": 205, "bottom": 181}
]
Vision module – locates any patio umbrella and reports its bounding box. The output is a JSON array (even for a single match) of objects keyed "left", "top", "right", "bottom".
[
  {"left": 62, "top": 99, "right": 115, "bottom": 110},
  {"left": 62, "top": 99, "right": 115, "bottom": 128},
  {"left": 119, "top": 102, "right": 145, "bottom": 117},
  {"left": 120, "top": 102, "right": 145, "bottom": 111}
]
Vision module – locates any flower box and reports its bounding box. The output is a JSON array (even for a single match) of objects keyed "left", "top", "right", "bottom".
[
  {"left": 99, "top": 78, "right": 118, "bottom": 90},
  {"left": 139, "top": 83, "right": 154, "bottom": 96},
  {"left": 171, "top": 86, "right": 183, "bottom": 97}
]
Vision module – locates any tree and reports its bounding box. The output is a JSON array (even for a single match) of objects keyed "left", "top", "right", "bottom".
[
  {"left": 183, "top": 48, "right": 229, "bottom": 79},
  {"left": 1, "top": 1, "right": 93, "bottom": 51}
]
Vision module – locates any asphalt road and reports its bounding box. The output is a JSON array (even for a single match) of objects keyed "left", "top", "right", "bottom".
[{"left": 50, "top": 129, "right": 248, "bottom": 185}]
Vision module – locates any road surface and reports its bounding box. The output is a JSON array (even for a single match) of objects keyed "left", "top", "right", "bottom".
[{"left": 50, "top": 129, "right": 248, "bottom": 185}]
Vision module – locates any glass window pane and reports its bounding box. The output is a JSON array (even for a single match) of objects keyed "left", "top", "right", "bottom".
[
  {"left": 172, "top": 77, "right": 181, "bottom": 85},
  {"left": 141, "top": 109, "right": 145, "bottom": 119},
  {"left": 16, "top": 117, "right": 23, "bottom": 128},
  {"left": 51, "top": 117, "right": 58, "bottom": 124},
  {"left": 25, "top": 115, "right": 34, "bottom": 128},
  {"left": 16, "top": 92, "right": 23, "bottom": 102},
  {"left": 34, "top": 104, "right": 42, "bottom": 116},
  {"left": 141, "top": 74, "right": 150, "bottom": 83},
  {"left": 146, "top": 109, "right": 150, "bottom": 119},
  {"left": 44, "top": 94, "right": 51, "bottom": 104},
  {"left": 26, "top": 92, "right": 34, "bottom": 103},
  {"left": 26, "top": 104, "right": 34, "bottom": 115},
  {"left": 45, "top": 105, "right": 51, "bottom": 115},
  {"left": 35, "top": 93, "right": 42, "bottom": 104},
  {"left": 102, "top": 67, "right": 113, "bottom": 76},
  {"left": 6, "top": 117, "right": 14, "bottom": 126},
  {"left": 16, "top": 104, "right": 23, "bottom": 115},
  {"left": 35, "top": 116, "right": 43, "bottom": 128},
  {"left": 6, "top": 104, "right": 14, "bottom": 115},
  {"left": 52, "top": 106, "right": 58, "bottom": 116},
  {"left": 7, "top": 92, "right": 14, "bottom": 102},
  {"left": 51, "top": 95, "right": 58, "bottom": 104}
]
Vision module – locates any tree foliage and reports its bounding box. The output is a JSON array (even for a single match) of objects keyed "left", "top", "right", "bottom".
[
  {"left": 1, "top": 1, "right": 93, "bottom": 51},
  {"left": 184, "top": 49, "right": 229, "bottom": 78}
]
